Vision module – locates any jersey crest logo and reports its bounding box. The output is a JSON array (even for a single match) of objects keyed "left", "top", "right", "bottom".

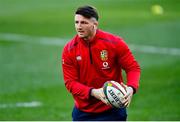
[{"left": 100, "top": 50, "right": 108, "bottom": 61}]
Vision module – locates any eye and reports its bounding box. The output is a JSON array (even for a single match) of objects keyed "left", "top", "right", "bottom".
[
  {"left": 81, "top": 21, "right": 88, "bottom": 24},
  {"left": 75, "top": 21, "right": 79, "bottom": 24}
]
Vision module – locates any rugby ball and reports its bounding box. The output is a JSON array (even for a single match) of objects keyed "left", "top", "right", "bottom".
[{"left": 103, "top": 80, "right": 127, "bottom": 108}]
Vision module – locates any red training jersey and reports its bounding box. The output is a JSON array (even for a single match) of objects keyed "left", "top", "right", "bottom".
[{"left": 62, "top": 29, "right": 140, "bottom": 113}]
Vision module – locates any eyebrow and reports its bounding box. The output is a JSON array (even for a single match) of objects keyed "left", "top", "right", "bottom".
[{"left": 75, "top": 20, "right": 89, "bottom": 24}]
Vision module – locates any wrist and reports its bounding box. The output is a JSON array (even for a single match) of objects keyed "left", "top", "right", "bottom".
[{"left": 128, "top": 86, "right": 135, "bottom": 94}]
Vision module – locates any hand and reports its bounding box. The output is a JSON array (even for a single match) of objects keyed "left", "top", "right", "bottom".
[
  {"left": 91, "top": 88, "right": 110, "bottom": 105},
  {"left": 122, "top": 86, "right": 134, "bottom": 107}
]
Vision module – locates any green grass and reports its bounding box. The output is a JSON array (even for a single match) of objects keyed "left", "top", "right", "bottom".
[
  {"left": 129, "top": 54, "right": 180, "bottom": 120},
  {"left": 0, "top": 0, "right": 180, "bottom": 120}
]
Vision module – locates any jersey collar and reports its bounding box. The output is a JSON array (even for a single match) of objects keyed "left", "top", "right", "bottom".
[{"left": 79, "top": 29, "right": 100, "bottom": 46}]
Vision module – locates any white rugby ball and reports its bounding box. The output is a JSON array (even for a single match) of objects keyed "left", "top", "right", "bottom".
[{"left": 103, "top": 80, "right": 127, "bottom": 108}]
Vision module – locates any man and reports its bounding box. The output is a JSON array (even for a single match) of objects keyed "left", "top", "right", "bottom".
[{"left": 62, "top": 5, "right": 141, "bottom": 121}]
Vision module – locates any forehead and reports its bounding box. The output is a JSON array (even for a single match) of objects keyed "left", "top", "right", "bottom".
[{"left": 75, "top": 14, "right": 91, "bottom": 21}]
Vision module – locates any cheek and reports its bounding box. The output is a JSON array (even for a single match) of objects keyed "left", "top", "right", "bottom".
[
  {"left": 86, "top": 25, "right": 93, "bottom": 32},
  {"left": 75, "top": 24, "right": 78, "bottom": 30}
]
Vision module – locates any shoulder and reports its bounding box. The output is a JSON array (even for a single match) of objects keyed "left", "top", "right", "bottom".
[
  {"left": 98, "top": 30, "right": 130, "bottom": 53},
  {"left": 63, "top": 35, "right": 79, "bottom": 53},
  {"left": 97, "top": 30, "right": 124, "bottom": 45}
]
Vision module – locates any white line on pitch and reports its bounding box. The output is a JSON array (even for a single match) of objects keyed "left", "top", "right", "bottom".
[
  {"left": 0, "top": 101, "right": 42, "bottom": 108},
  {"left": 0, "top": 33, "right": 67, "bottom": 45},
  {"left": 0, "top": 33, "right": 180, "bottom": 56},
  {"left": 129, "top": 44, "right": 180, "bottom": 56}
]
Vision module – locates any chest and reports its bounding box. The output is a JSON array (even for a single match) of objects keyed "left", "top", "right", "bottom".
[{"left": 74, "top": 42, "right": 117, "bottom": 70}]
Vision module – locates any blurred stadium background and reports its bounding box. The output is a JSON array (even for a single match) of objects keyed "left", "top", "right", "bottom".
[{"left": 0, "top": 0, "right": 179, "bottom": 120}]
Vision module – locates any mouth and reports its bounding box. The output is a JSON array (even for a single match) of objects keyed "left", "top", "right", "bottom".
[
  {"left": 77, "top": 31, "right": 85, "bottom": 35},
  {"left": 78, "top": 30, "right": 84, "bottom": 33}
]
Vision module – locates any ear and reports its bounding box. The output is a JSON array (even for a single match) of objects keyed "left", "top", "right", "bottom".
[
  {"left": 93, "top": 21, "right": 98, "bottom": 29},
  {"left": 94, "top": 21, "right": 98, "bottom": 27}
]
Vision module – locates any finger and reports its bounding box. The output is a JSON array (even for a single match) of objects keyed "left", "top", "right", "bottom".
[
  {"left": 122, "top": 95, "right": 131, "bottom": 107},
  {"left": 123, "top": 100, "right": 129, "bottom": 107},
  {"left": 99, "top": 93, "right": 108, "bottom": 104},
  {"left": 124, "top": 103, "right": 128, "bottom": 108},
  {"left": 124, "top": 93, "right": 130, "bottom": 99},
  {"left": 127, "top": 97, "right": 132, "bottom": 107},
  {"left": 101, "top": 95, "right": 106, "bottom": 100},
  {"left": 122, "top": 98, "right": 128, "bottom": 105},
  {"left": 104, "top": 99, "right": 110, "bottom": 105},
  {"left": 100, "top": 90, "right": 110, "bottom": 105},
  {"left": 100, "top": 97, "right": 109, "bottom": 105},
  {"left": 127, "top": 102, "right": 130, "bottom": 107}
]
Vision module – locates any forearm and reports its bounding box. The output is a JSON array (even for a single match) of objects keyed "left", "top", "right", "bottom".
[
  {"left": 126, "top": 70, "right": 141, "bottom": 93},
  {"left": 65, "top": 79, "right": 93, "bottom": 100}
]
